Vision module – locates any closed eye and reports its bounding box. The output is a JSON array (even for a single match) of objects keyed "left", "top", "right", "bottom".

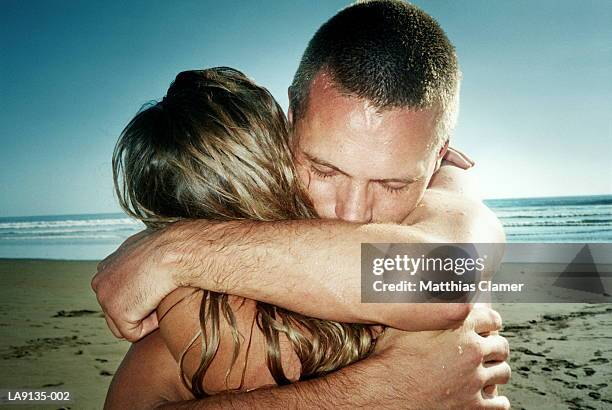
[
  {"left": 311, "top": 165, "right": 337, "bottom": 179},
  {"left": 379, "top": 182, "right": 410, "bottom": 194}
]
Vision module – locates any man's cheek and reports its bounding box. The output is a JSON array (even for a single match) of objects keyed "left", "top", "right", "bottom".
[
  {"left": 306, "top": 180, "right": 337, "bottom": 219},
  {"left": 377, "top": 200, "right": 414, "bottom": 223},
  {"left": 375, "top": 188, "right": 423, "bottom": 223}
]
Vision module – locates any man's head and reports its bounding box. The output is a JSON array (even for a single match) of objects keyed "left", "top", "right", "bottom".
[{"left": 289, "top": 0, "right": 461, "bottom": 223}]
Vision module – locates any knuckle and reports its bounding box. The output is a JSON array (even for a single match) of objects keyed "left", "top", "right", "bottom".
[
  {"left": 466, "top": 336, "right": 485, "bottom": 364},
  {"left": 90, "top": 275, "right": 98, "bottom": 291},
  {"left": 468, "top": 397, "right": 483, "bottom": 410},
  {"left": 468, "top": 349, "right": 484, "bottom": 368},
  {"left": 448, "top": 303, "right": 472, "bottom": 323},
  {"left": 469, "top": 371, "right": 485, "bottom": 392},
  {"left": 478, "top": 368, "right": 489, "bottom": 386},
  {"left": 123, "top": 326, "right": 142, "bottom": 342},
  {"left": 96, "top": 286, "right": 109, "bottom": 305},
  {"left": 490, "top": 309, "right": 503, "bottom": 330},
  {"left": 464, "top": 372, "right": 484, "bottom": 395},
  {"left": 502, "top": 362, "right": 512, "bottom": 383},
  {"left": 501, "top": 337, "right": 510, "bottom": 360}
]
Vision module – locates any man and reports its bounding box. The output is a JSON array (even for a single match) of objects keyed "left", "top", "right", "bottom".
[{"left": 94, "top": 1, "right": 510, "bottom": 408}]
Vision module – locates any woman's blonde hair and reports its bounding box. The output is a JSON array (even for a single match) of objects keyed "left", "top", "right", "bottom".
[{"left": 113, "top": 67, "right": 378, "bottom": 396}]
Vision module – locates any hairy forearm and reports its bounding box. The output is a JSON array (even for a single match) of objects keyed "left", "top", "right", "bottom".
[
  {"left": 155, "top": 384, "right": 312, "bottom": 410},
  {"left": 159, "top": 165, "right": 500, "bottom": 329},
  {"left": 165, "top": 218, "right": 435, "bottom": 328},
  {"left": 155, "top": 354, "right": 394, "bottom": 410}
]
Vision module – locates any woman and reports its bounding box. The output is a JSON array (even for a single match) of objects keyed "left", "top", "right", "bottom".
[
  {"left": 104, "top": 67, "right": 472, "bottom": 407},
  {"left": 106, "top": 68, "right": 382, "bottom": 406}
]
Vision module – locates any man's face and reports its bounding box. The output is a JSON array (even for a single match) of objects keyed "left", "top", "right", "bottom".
[{"left": 291, "top": 73, "right": 443, "bottom": 224}]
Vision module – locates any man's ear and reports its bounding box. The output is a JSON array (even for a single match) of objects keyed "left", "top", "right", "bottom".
[{"left": 287, "top": 87, "right": 294, "bottom": 126}]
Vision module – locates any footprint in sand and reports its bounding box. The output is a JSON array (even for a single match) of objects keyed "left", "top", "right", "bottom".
[
  {"left": 52, "top": 310, "right": 100, "bottom": 318},
  {"left": 2, "top": 336, "right": 90, "bottom": 359},
  {"left": 41, "top": 382, "right": 64, "bottom": 387}
]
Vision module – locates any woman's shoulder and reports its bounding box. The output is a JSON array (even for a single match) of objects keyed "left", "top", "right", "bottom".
[
  {"left": 157, "top": 287, "right": 202, "bottom": 323},
  {"left": 104, "top": 330, "right": 192, "bottom": 409},
  {"left": 156, "top": 287, "right": 300, "bottom": 395}
]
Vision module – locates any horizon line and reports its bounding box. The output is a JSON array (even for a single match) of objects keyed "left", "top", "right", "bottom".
[{"left": 1, "top": 193, "right": 610, "bottom": 219}]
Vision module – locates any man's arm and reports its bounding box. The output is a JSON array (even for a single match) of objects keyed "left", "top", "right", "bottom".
[
  {"left": 105, "top": 298, "right": 509, "bottom": 410},
  {"left": 93, "top": 165, "right": 504, "bottom": 340},
  {"left": 154, "top": 304, "right": 510, "bottom": 410}
]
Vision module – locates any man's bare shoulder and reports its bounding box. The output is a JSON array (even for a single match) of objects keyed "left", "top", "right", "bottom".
[
  {"left": 405, "top": 165, "right": 505, "bottom": 244},
  {"left": 104, "top": 330, "right": 192, "bottom": 409},
  {"left": 428, "top": 162, "right": 482, "bottom": 199}
]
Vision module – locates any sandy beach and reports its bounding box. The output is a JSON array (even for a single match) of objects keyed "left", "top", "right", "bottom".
[
  {"left": 0, "top": 260, "right": 129, "bottom": 409},
  {"left": 0, "top": 259, "right": 610, "bottom": 409}
]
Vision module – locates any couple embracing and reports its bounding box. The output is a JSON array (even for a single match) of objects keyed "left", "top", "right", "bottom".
[{"left": 94, "top": 1, "right": 511, "bottom": 408}]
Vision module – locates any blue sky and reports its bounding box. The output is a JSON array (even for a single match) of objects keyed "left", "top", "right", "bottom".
[{"left": 1, "top": 0, "right": 611, "bottom": 217}]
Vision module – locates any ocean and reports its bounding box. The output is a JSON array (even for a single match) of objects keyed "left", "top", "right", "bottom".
[
  {"left": 485, "top": 194, "right": 612, "bottom": 243},
  {"left": 0, "top": 195, "right": 610, "bottom": 260}
]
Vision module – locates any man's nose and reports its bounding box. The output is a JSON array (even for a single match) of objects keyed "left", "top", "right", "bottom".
[{"left": 335, "top": 181, "right": 373, "bottom": 223}]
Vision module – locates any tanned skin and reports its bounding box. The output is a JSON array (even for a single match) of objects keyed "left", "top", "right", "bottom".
[
  {"left": 104, "top": 164, "right": 509, "bottom": 409},
  {"left": 98, "top": 74, "right": 510, "bottom": 409}
]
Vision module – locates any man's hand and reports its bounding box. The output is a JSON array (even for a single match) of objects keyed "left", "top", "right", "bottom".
[
  {"left": 92, "top": 228, "right": 176, "bottom": 342},
  {"left": 369, "top": 304, "right": 511, "bottom": 409},
  {"left": 153, "top": 304, "right": 510, "bottom": 409}
]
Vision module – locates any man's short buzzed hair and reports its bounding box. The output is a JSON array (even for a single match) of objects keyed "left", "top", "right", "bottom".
[{"left": 290, "top": 0, "right": 461, "bottom": 139}]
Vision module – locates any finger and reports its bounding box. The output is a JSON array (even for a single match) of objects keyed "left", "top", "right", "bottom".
[
  {"left": 138, "top": 312, "right": 160, "bottom": 339},
  {"left": 483, "top": 384, "right": 497, "bottom": 397},
  {"left": 457, "top": 151, "right": 475, "bottom": 166},
  {"left": 467, "top": 306, "right": 502, "bottom": 335},
  {"left": 480, "top": 394, "right": 510, "bottom": 410},
  {"left": 449, "top": 147, "right": 476, "bottom": 166},
  {"left": 90, "top": 273, "right": 99, "bottom": 292},
  {"left": 116, "top": 318, "right": 144, "bottom": 343},
  {"left": 445, "top": 150, "right": 472, "bottom": 169},
  {"left": 104, "top": 314, "right": 124, "bottom": 339},
  {"left": 481, "top": 334, "right": 510, "bottom": 362},
  {"left": 117, "top": 311, "right": 158, "bottom": 342},
  {"left": 445, "top": 147, "right": 474, "bottom": 169},
  {"left": 482, "top": 361, "right": 512, "bottom": 386}
]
